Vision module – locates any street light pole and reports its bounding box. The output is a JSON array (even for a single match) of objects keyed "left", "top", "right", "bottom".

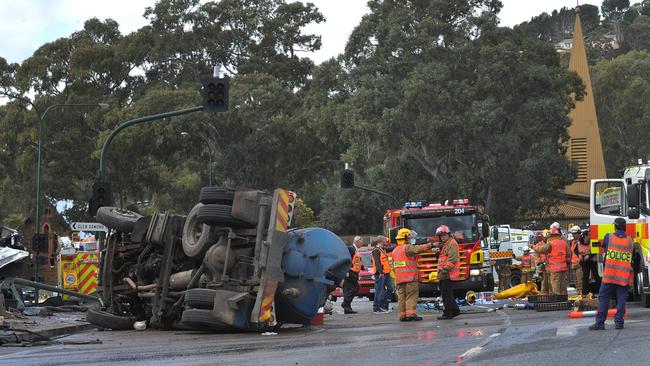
[{"left": 180, "top": 131, "right": 215, "bottom": 186}]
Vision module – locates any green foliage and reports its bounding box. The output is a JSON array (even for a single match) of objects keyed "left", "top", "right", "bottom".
[
  {"left": 592, "top": 51, "right": 650, "bottom": 176},
  {"left": 0, "top": 0, "right": 612, "bottom": 237},
  {"left": 291, "top": 198, "right": 315, "bottom": 228}
]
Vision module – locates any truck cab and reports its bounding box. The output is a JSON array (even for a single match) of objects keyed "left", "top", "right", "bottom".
[
  {"left": 384, "top": 199, "right": 493, "bottom": 297},
  {"left": 591, "top": 165, "right": 650, "bottom": 306}
]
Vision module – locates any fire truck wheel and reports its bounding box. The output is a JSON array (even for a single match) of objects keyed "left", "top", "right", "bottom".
[
  {"left": 96, "top": 207, "right": 143, "bottom": 233},
  {"left": 182, "top": 203, "right": 219, "bottom": 259},
  {"left": 184, "top": 288, "right": 217, "bottom": 309},
  {"left": 181, "top": 309, "right": 231, "bottom": 331},
  {"left": 197, "top": 204, "right": 254, "bottom": 228},
  {"left": 198, "top": 187, "right": 235, "bottom": 205},
  {"left": 86, "top": 306, "right": 136, "bottom": 330}
]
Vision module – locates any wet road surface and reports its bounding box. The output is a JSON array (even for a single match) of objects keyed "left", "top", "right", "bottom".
[{"left": 1, "top": 298, "right": 648, "bottom": 366}]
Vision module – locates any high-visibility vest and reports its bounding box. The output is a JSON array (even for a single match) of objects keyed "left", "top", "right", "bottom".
[
  {"left": 521, "top": 254, "right": 533, "bottom": 272},
  {"left": 371, "top": 248, "right": 391, "bottom": 274},
  {"left": 571, "top": 241, "right": 580, "bottom": 267},
  {"left": 602, "top": 234, "right": 634, "bottom": 287},
  {"left": 547, "top": 237, "right": 568, "bottom": 273},
  {"left": 351, "top": 253, "right": 362, "bottom": 273},
  {"left": 392, "top": 245, "right": 419, "bottom": 284},
  {"left": 438, "top": 239, "right": 461, "bottom": 281}
]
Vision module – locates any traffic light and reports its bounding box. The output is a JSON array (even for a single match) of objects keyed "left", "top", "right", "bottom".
[
  {"left": 32, "top": 233, "right": 48, "bottom": 253},
  {"left": 89, "top": 181, "right": 112, "bottom": 217},
  {"left": 341, "top": 168, "right": 355, "bottom": 189},
  {"left": 201, "top": 77, "right": 229, "bottom": 112}
]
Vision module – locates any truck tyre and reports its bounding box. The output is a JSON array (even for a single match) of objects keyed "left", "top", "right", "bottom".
[
  {"left": 510, "top": 269, "right": 521, "bottom": 287},
  {"left": 185, "top": 288, "right": 217, "bottom": 309},
  {"left": 86, "top": 306, "right": 136, "bottom": 330},
  {"left": 197, "top": 204, "right": 253, "bottom": 228},
  {"left": 181, "top": 309, "right": 230, "bottom": 330},
  {"left": 96, "top": 207, "right": 143, "bottom": 233},
  {"left": 198, "top": 187, "right": 235, "bottom": 205},
  {"left": 182, "top": 203, "right": 219, "bottom": 259}
]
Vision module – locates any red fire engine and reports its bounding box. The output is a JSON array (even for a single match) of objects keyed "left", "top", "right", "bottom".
[{"left": 384, "top": 199, "right": 493, "bottom": 296}]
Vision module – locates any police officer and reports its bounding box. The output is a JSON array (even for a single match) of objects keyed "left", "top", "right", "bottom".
[
  {"left": 393, "top": 228, "right": 433, "bottom": 321},
  {"left": 590, "top": 218, "right": 634, "bottom": 330}
]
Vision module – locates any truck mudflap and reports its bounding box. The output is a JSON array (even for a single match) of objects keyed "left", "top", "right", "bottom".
[{"left": 250, "top": 189, "right": 293, "bottom": 329}]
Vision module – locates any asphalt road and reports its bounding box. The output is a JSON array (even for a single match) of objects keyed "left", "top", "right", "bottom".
[{"left": 1, "top": 298, "right": 649, "bottom": 366}]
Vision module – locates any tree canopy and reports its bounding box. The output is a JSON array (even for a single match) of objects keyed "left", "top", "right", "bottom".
[{"left": 4, "top": 0, "right": 645, "bottom": 235}]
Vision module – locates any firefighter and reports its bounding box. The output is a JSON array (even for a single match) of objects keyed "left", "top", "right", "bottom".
[
  {"left": 536, "top": 227, "right": 571, "bottom": 295},
  {"left": 393, "top": 228, "right": 433, "bottom": 321},
  {"left": 532, "top": 231, "right": 550, "bottom": 295},
  {"left": 371, "top": 236, "right": 394, "bottom": 313},
  {"left": 496, "top": 261, "right": 512, "bottom": 293},
  {"left": 590, "top": 218, "right": 633, "bottom": 330},
  {"left": 577, "top": 226, "right": 601, "bottom": 295},
  {"left": 435, "top": 225, "right": 461, "bottom": 320},
  {"left": 569, "top": 226, "right": 584, "bottom": 295},
  {"left": 513, "top": 248, "right": 534, "bottom": 284},
  {"left": 342, "top": 243, "right": 363, "bottom": 314}
]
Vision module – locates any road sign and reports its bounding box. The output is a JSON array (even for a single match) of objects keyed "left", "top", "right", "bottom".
[{"left": 70, "top": 222, "right": 108, "bottom": 232}]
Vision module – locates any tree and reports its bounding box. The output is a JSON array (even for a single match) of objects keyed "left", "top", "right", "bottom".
[
  {"left": 592, "top": 51, "right": 650, "bottom": 176},
  {"left": 332, "top": 0, "right": 583, "bottom": 225}
]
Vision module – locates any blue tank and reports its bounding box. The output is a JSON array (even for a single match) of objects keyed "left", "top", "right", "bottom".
[{"left": 275, "top": 227, "right": 351, "bottom": 324}]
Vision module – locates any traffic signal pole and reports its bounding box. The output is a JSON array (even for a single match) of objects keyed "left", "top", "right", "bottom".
[{"left": 98, "top": 106, "right": 204, "bottom": 182}]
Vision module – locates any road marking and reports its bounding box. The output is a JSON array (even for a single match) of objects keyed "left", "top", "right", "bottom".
[{"left": 455, "top": 309, "right": 510, "bottom": 364}]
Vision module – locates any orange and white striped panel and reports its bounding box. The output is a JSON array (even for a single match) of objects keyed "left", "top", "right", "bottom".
[
  {"left": 258, "top": 280, "right": 278, "bottom": 324},
  {"left": 76, "top": 253, "right": 99, "bottom": 295},
  {"left": 274, "top": 190, "right": 290, "bottom": 233}
]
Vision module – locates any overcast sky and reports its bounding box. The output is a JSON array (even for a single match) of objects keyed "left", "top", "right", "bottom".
[{"left": 0, "top": 0, "right": 601, "bottom": 65}]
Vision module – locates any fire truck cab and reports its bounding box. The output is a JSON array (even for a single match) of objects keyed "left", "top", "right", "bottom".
[
  {"left": 590, "top": 164, "right": 650, "bottom": 307},
  {"left": 384, "top": 199, "right": 493, "bottom": 297}
]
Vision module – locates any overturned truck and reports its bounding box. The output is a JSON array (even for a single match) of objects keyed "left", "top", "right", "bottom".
[{"left": 87, "top": 188, "right": 350, "bottom": 331}]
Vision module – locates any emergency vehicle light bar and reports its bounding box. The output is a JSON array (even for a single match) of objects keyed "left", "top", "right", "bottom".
[
  {"left": 404, "top": 200, "right": 428, "bottom": 208},
  {"left": 452, "top": 199, "right": 469, "bottom": 205}
]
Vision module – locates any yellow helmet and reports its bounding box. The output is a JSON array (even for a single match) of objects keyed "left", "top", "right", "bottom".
[{"left": 395, "top": 228, "right": 413, "bottom": 240}]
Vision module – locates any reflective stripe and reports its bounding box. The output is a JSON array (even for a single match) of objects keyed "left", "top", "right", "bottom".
[
  {"left": 548, "top": 238, "right": 568, "bottom": 273},
  {"left": 439, "top": 239, "right": 461, "bottom": 281},
  {"left": 392, "top": 245, "right": 419, "bottom": 284},
  {"left": 602, "top": 234, "right": 633, "bottom": 286}
]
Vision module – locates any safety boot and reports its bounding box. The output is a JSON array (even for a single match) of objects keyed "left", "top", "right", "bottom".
[{"left": 589, "top": 324, "right": 605, "bottom": 330}]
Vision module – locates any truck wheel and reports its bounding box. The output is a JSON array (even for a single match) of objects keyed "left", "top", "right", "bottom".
[
  {"left": 197, "top": 204, "right": 253, "bottom": 228},
  {"left": 86, "top": 306, "right": 136, "bottom": 330},
  {"left": 181, "top": 309, "right": 231, "bottom": 330},
  {"left": 368, "top": 294, "right": 374, "bottom": 301},
  {"left": 199, "top": 187, "right": 235, "bottom": 205},
  {"left": 510, "top": 270, "right": 521, "bottom": 287},
  {"left": 96, "top": 207, "right": 143, "bottom": 233},
  {"left": 185, "top": 288, "right": 217, "bottom": 309},
  {"left": 182, "top": 203, "right": 219, "bottom": 259}
]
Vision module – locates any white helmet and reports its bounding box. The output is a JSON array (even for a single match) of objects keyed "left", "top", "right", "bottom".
[
  {"left": 550, "top": 222, "right": 560, "bottom": 230},
  {"left": 569, "top": 225, "right": 581, "bottom": 234}
]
